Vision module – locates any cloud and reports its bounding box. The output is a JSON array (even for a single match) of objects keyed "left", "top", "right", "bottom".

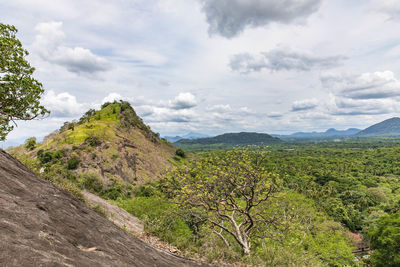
[
  {"left": 206, "top": 104, "right": 232, "bottom": 113},
  {"left": 329, "top": 97, "right": 396, "bottom": 116},
  {"left": 200, "top": 0, "right": 322, "bottom": 38},
  {"left": 291, "top": 98, "right": 318, "bottom": 111},
  {"left": 169, "top": 92, "right": 197, "bottom": 110},
  {"left": 230, "top": 48, "right": 344, "bottom": 73},
  {"left": 267, "top": 112, "right": 283, "bottom": 118},
  {"left": 42, "top": 90, "right": 86, "bottom": 117},
  {"left": 34, "top": 21, "right": 110, "bottom": 75},
  {"left": 372, "top": 0, "right": 400, "bottom": 20},
  {"left": 322, "top": 71, "right": 400, "bottom": 100},
  {"left": 102, "top": 93, "right": 122, "bottom": 104}
]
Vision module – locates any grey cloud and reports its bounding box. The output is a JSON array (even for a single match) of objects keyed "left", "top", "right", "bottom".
[
  {"left": 52, "top": 47, "right": 110, "bottom": 75},
  {"left": 230, "top": 49, "right": 344, "bottom": 73},
  {"left": 267, "top": 112, "right": 283, "bottom": 118},
  {"left": 264, "top": 49, "right": 345, "bottom": 71},
  {"left": 201, "top": 0, "right": 322, "bottom": 38},
  {"left": 328, "top": 96, "right": 397, "bottom": 116},
  {"left": 322, "top": 71, "right": 400, "bottom": 100},
  {"left": 291, "top": 98, "right": 318, "bottom": 111}
]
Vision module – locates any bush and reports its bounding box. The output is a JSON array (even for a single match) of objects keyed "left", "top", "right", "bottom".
[
  {"left": 67, "top": 157, "right": 80, "bottom": 170},
  {"left": 134, "top": 182, "right": 160, "bottom": 197},
  {"left": 85, "top": 133, "right": 101, "bottom": 147},
  {"left": 175, "top": 148, "right": 185, "bottom": 158},
  {"left": 79, "top": 172, "right": 103, "bottom": 193},
  {"left": 114, "top": 197, "right": 194, "bottom": 250},
  {"left": 37, "top": 149, "right": 53, "bottom": 164},
  {"left": 102, "top": 178, "right": 132, "bottom": 200},
  {"left": 25, "top": 137, "right": 36, "bottom": 150}
]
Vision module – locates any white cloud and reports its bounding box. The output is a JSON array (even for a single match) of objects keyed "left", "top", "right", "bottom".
[
  {"left": 102, "top": 93, "right": 122, "bottom": 104},
  {"left": 33, "top": 21, "right": 110, "bottom": 75},
  {"left": 206, "top": 104, "right": 232, "bottom": 113},
  {"left": 291, "top": 98, "right": 318, "bottom": 111},
  {"left": 372, "top": 0, "right": 400, "bottom": 20},
  {"left": 169, "top": 92, "right": 197, "bottom": 110},
  {"left": 42, "top": 90, "right": 86, "bottom": 117},
  {"left": 200, "top": 0, "right": 322, "bottom": 38}
]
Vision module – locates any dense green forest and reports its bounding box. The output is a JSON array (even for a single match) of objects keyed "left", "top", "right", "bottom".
[{"left": 119, "top": 139, "right": 400, "bottom": 266}]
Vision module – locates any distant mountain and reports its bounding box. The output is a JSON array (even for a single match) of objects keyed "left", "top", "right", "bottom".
[
  {"left": 164, "top": 136, "right": 183, "bottom": 142},
  {"left": 357, "top": 117, "right": 400, "bottom": 137},
  {"left": 164, "top": 132, "right": 209, "bottom": 142},
  {"left": 272, "top": 128, "right": 361, "bottom": 138},
  {"left": 175, "top": 132, "right": 281, "bottom": 145}
]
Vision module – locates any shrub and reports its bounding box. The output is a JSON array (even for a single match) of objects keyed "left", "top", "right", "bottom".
[
  {"left": 79, "top": 171, "right": 103, "bottom": 193},
  {"left": 92, "top": 204, "right": 108, "bottom": 218},
  {"left": 86, "top": 133, "right": 101, "bottom": 147},
  {"left": 24, "top": 137, "right": 36, "bottom": 150},
  {"left": 102, "top": 178, "right": 132, "bottom": 200},
  {"left": 67, "top": 157, "right": 80, "bottom": 170},
  {"left": 37, "top": 149, "right": 53, "bottom": 164},
  {"left": 175, "top": 148, "right": 185, "bottom": 158}
]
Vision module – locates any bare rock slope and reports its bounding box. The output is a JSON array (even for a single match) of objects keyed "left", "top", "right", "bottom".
[{"left": 0, "top": 149, "right": 207, "bottom": 267}]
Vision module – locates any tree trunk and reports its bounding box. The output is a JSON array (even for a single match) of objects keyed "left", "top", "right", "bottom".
[{"left": 242, "top": 243, "right": 251, "bottom": 255}]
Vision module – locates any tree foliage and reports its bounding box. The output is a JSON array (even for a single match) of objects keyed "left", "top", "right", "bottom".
[
  {"left": 0, "top": 23, "right": 48, "bottom": 140},
  {"left": 164, "top": 147, "right": 282, "bottom": 254},
  {"left": 368, "top": 212, "right": 400, "bottom": 266}
]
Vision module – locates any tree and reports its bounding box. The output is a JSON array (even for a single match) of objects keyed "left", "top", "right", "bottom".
[
  {"left": 0, "top": 23, "right": 49, "bottom": 140},
  {"left": 24, "top": 137, "right": 36, "bottom": 150},
  {"left": 368, "top": 212, "right": 400, "bottom": 267},
  {"left": 163, "top": 147, "right": 282, "bottom": 255}
]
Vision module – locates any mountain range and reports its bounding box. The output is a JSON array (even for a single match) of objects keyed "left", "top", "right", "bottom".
[
  {"left": 356, "top": 117, "right": 400, "bottom": 137},
  {"left": 272, "top": 128, "right": 361, "bottom": 139},
  {"left": 173, "top": 117, "right": 400, "bottom": 146},
  {"left": 164, "top": 132, "right": 209, "bottom": 142},
  {"left": 175, "top": 132, "right": 281, "bottom": 146}
]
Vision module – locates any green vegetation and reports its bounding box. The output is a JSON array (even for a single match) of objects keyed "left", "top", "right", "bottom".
[
  {"left": 9, "top": 98, "right": 400, "bottom": 265},
  {"left": 0, "top": 23, "right": 49, "bottom": 140},
  {"left": 175, "top": 148, "right": 185, "bottom": 158},
  {"left": 24, "top": 137, "right": 36, "bottom": 150},
  {"left": 115, "top": 148, "right": 355, "bottom": 265},
  {"left": 368, "top": 211, "right": 400, "bottom": 266}
]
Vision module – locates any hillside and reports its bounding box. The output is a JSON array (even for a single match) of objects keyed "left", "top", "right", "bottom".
[
  {"left": 175, "top": 132, "right": 281, "bottom": 146},
  {"left": 8, "top": 101, "right": 175, "bottom": 190},
  {"left": 0, "top": 149, "right": 207, "bottom": 266},
  {"left": 357, "top": 117, "right": 400, "bottom": 137}
]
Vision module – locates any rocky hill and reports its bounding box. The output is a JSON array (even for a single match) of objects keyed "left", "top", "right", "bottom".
[
  {"left": 9, "top": 101, "right": 175, "bottom": 191},
  {"left": 0, "top": 149, "right": 207, "bottom": 266},
  {"left": 356, "top": 117, "right": 400, "bottom": 137}
]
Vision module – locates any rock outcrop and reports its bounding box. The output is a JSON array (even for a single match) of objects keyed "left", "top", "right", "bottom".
[{"left": 0, "top": 149, "right": 207, "bottom": 267}]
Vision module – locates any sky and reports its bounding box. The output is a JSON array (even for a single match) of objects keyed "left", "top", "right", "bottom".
[{"left": 2, "top": 0, "right": 400, "bottom": 147}]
